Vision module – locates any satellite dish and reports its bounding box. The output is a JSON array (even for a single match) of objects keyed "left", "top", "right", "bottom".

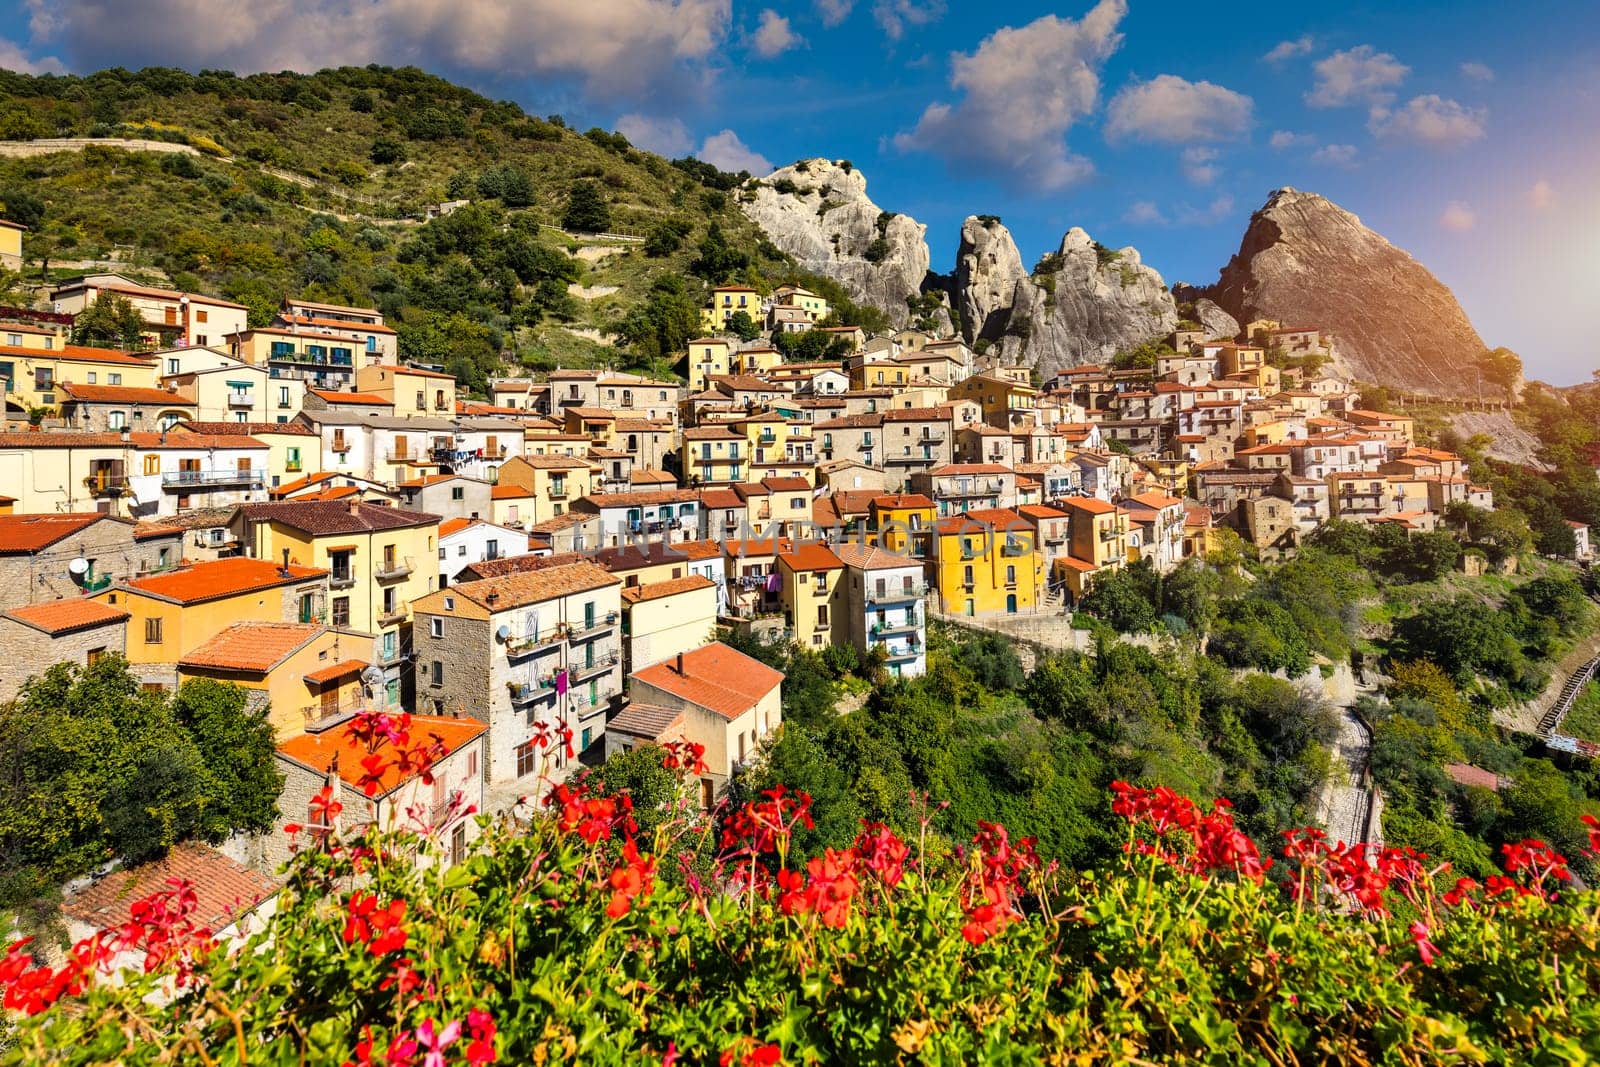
[
  {"left": 495, "top": 624, "right": 510, "bottom": 642},
  {"left": 68, "top": 557, "right": 89, "bottom": 576},
  {"left": 360, "top": 665, "right": 385, "bottom": 691}
]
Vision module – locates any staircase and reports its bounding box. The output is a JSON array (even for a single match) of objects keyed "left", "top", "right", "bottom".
[
  {"left": 1041, "top": 585, "right": 1066, "bottom": 614},
  {"left": 1539, "top": 655, "right": 1600, "bottom": 736}
]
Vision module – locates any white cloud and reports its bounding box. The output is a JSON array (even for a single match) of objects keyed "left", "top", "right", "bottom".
[
  {"left": 892, "top": 0, "right": 1126, "bottom": 191},
  {"left": 22, "top": 0, "right": 730, "bottom": 102},
  {"left": 1263, "top": 35, "right": 1313, "bottom": 64},
  {"left": 815, "top": 0, "right": 853, "bottom": 25},
  {"left": 872, "top": 0, "right": 944, "bottom": 40},
  {"left": 1306, "top": 45, "right": 1409, "bottom": 108},
  {"left": 1530, "top": 179, "right": 1555, "bottom": 209},
  {"left": 1311, "top": 143, "right": 1358, "bottom": 167},
  {"left": 1269, "top": 130, "right": 1315, "bottom": 149},
  {"left": 0, "top": 36, "right": 65, "bottom": 74},
  {"left": 615, "top": 113, "right": 693, "bottom": 157},
  {"left": 1369, "top": 94, "right": 1487, "bottom": 147},
  {"left": 1180, "top": 146, "right": 1220, "bottom": 185},
  {"left": 697, "top": 129, "right": 772, "bottom": 174},
  {"left": 752, "top": 9, "right": 799, "bottom": 57},
  {"left": 1460, "top": 61, "right": 1494, "bottom": 81},
  {"left": 1176, "top": 194, "right": 1235, "bottom": 226},
  {"left": 1105, "top": 74, "right": 1254, "bottom": 144},
  {"left": 1123, "top": 201, "right": 1166, "bottom": 225},
  {"left": 1439, "top": 200, "right": 1476, "bottom": 231}
]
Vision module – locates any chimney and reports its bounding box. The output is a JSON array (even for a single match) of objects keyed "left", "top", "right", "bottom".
[
  {"left": 347, "top": 498, "right": 361, "bottom": 517},
  {"left": 279, "top": 548, "right": 291, "bottom": 578},
  {"left": 676, "top": 651, "right": 684, "bottom": 675}
]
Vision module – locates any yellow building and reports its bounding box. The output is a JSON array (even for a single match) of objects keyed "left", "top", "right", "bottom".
[
  {"left": 50, "top": 275, "right": 249, "bottom": 349},
  {"left": 868, "top": 492, "right": 937, "bottom": 552},
  {"left": 777, "top": 543, "right": 845, "bottom": 648},
  {"left": 850, "top": 361, "right": 910, "bottom": 391},
  {"left": 495, "top": 454, "right": 597, "bottom": 523},
  {"left": 1061, "top": 496, "right": 1127, "bottom": 569},
  {"left": 931, "top": 507, "right": 1039, "bottom": 616},
  {"left": 356, "top": 364, "right": 457, "bottom": 418},
  {"left": 95, "top": 557, "right": 330, "bottom": 670},
  {"left": 773, "top": 285, "right": 829, "bottom": 322},
  {"left": 227, "top": 327, "right": 372, "bottom": 392},
  {"left": 0, "top": 218, "right": 22, "bottom": 270},
  {"left": 1, "top": 344, "right": 160, "bottom": 416},
  {"left": 686, "top": 338, "right": 733, "bottom": 394},
  {"left": 177, "top": 621, "right": 372, "bottom": 739},
  {"left": 949, "top": 374, "right": 1039, "bottom": 428},
  {"left": 700, "top": 286, "right": 760, "bottom": 334},
  {"left": 683, "top": 426, "right": 746, "bottom": 485},
  {"left": 0, "top": 321, "right": 66, "bottom": 351},
  {"left": 619, "top": 574, "right": 718, "bottom": 676},
  {"left": 171, "top": 421, "right": 320, "bottom": 491},
  {"left": 1216, "top": 344, "right": 1266, "bottom": 377},
  {"left": 731, "top": 346, "right": 783, "bottom": 375},
  {"left": 232, "top": 500, "right": 441, "bottom": 705}
]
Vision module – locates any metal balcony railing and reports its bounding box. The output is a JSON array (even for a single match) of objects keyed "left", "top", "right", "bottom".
[
  {"left": 509, "top": 679, "right": 557, "bottom": 705},
  {"left": 567, "top": 612, "right": 619, "bottom": 642},
  {"left": 375, "top": 556, "right": 413, "bottom": 581},
  {"left": 377, "top": 601, "right": 409, "bottom": 627},
  {"left": 864, "top": 585, "right": 926, "bottom": 607},
  {"left": 162, "top": 470, "right": 265, "bottom": 489},
  {"left": 227, "top": 391, "right": 253, "bottom": 407},
  {"left": 506, "top": 630, "right": 563, "bottom": 658},
  {"left": 83, "top": 475, "right": 128, "bottom": 497}
]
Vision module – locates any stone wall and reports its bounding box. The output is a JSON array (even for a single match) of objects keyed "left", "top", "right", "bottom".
[
  {"left": 0, "top": 524, "right": 182, "bottom": 610},
  {"left": 0, "top": 618, "right": 127, "bottom": 701}
]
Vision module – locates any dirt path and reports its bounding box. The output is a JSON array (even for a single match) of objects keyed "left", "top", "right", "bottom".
[{"left": 1318, "top": 706, "right": 1375, "bottom": 847}]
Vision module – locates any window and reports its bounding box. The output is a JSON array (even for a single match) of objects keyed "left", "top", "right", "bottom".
[
  {"left": 278, "top": 386, "right": 291, "bottom": 409},
  {"left": 3, "top": 333, "right": 16, "bottom": 345},
  {"left": 108, "top": 373, "right": 122, "bottom": 386},
  {"left": 142, "top": 454, "right": 160, "bottom": 476},
  {"left": 87, "top": 646, "right": 106, "bottom": 666},
  {"left": 33, "top": 366, "right": 51, "bottom": 388},
  {"left": 429, "top": 617, "right": 443, "bottom": 638},
  {"left": 1006, "top": 565, "right": 1017, "bottom": 585},
  {"left": 444, "top": 596, "right": 455, "bottom": 611},
  {"left": 144, "top": 618, "right": 163, "bottom": 644},
  {"left": 332, "top": 597, "right": 350, "bottom": 626},
  {"left": 86, "top": 372, "right": 97, "bottom": 384},
  {"left": 438, "top": 546, "right": 446, "bottom": 560},
  {"left": 196, "top": 309, "right": 208, "bottom": 324},
  {"left": 457, "top": 545, "right": 467, "bottom": 557},
  {"left": 516, "top": 740, "right": 540, "bottom": 778},
  {"left": 431, "top": 661, "right": 444, "bottom": 686}
]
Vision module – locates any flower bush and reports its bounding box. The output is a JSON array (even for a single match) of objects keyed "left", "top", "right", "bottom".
[{"left": 5, "top": 723, "right": 1600, "bottom": 1064}]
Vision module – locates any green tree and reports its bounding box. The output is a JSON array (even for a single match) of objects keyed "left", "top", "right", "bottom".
[
  {"left": 71, "top": 293, "right": 147, "bottom": 348},
  {"left": 587, "top": 744, "right": 683, "bottom": 837},
  {"left": 724, "top": 310, "right": 761, "bottom": 341},
  {"left": 563, "top": 180, "right": 611, "bottom": 233},
  {"left": 171, "top": 679, "right": 283, "bottom": 836},
  {"left": 689, "top": 222, "right": 751, "bottom": 282}
]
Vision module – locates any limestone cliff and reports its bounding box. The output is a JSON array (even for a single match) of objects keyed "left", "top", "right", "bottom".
[
  {"left": 952, "top": 221, "right": 1178, "bottom": 379},
  {"left": 1200, "top": 188, "right": 1486, "bottom": 393},
  {"left": 740, "top": 159, "right": 934, "bottom": 328}
]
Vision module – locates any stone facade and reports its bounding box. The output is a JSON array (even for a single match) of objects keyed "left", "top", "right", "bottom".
[
  {"left": 0, "top": 519, "right": 183, "bottom": 610},
  {"left": 0, "top": 615, "right": 127, "bottom": 701}
]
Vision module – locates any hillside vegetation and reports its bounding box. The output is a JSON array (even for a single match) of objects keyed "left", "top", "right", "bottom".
[{"left": 0, "top": 66, "right": 866, "bottom": 387}]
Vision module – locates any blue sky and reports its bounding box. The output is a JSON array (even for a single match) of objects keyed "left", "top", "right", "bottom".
[{"left": 1, "top": 0, "right": 1596, "bottom": 382}]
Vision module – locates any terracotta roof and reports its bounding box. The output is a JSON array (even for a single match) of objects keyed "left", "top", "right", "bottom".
[
  {"left": 779, "top": 543, "right": 844, "bottom": 572},
  {"left": 1059, "top": 495, "right": 1117, "bottom": 515},
  {"left": 576, "top": 490, "right": 699, "bottom": 509},
  {"left": 58, "top": 383, "right": 193, "bottom": 405},
  {"left": 443, "top": 561, "right": 618, "bottom": 611},
  {"left": 831, "top": 542, "right": 914, "bottom": 571},
  {"left": 397, "top": 474, "right": 459, "bottom": 487},
  {"left": 457, "top": 551, "right": 586, "bottom": 581},
  {"left": 607, "top": 701, "right": 685, "bottom": 740},
  {"left": 872, "top": 493, "right": 935, "bottom": 509},
  {"left": 309, "top": 390, "right": 393, "bottom": 405},
  {"left": 683, "top": 426, "right": 743, "bottom": 441},
  {"left": 528, "top": 513, "right": 590, "bottom": 534},
  {"left": 0, "top": 431, "right": 263, "bottom": 450},
  {"left": 0, "top": 343, "right": 156, "bottom": 367},
  {"left": 303, "top": 658, "right": 367, "bottom": 686},
  {"left": 631, "top": 469, "right": 678, "bottom": 485},
  {"left": 620, "top": 574, "right": 717, "bottom": 604},
  {"left": 4, "top": 598, "right": 130, "bottom": 635},
  {"left": 122, "top": 558, "right": 327, "bottom": 604},
  {"left": 277, "top": 715, "right": 487, "bottom": 798},
  {"left": 62, "top": 843, "right": 279, "bottom": 934},
  {"left": 1128, "top": 491, "right": 1183, "bottom": 510},
  {"left": 813, "top": 413, "right": 884, "bottom": 430},
  {"left": 279, "top": 314, "right": 396, "bottom": 335},
  {"left": 439, "top": 517, "right": 477, "bottom": 537},
  {"left": 514, "top": 454, "right": 593, "bottom": 470},
  {"left": 236, "top": 501, "right": 439, "bottom": 535},
  {"left": 928, "top": 463, "right": 1011, "bottom": 475},
  {"left": 177, "top": 421, "right": 317, "bottom": 437},
  {"left": 723, "top": 536, "right": 795, "bottom": 558},
  {"left": 1018, "top": 504, "right": 1068, "bottom": 520},
  {"left": 762, "top": 476, "right": 812, "bottom": 492},
  {"left": 0, "top": 512, "right": 110, "bottom": 554},
  {"left": 700, "top": 488, "right": 744, "bottom": 510},
  {"left": 491, "top": 485, "right": 534, "bottom": 500},
  {"left": 630, "top": 642, "right": 783, "bottom": 721},
  {"left": 180, "top": 622, "right": 324, "bottom": 673},
  {"left": 671, "top": 539, "right": 727, "bottom": 561},
  {"left": 1055, "top": 556, "right": 1099, "bottom": 573}
]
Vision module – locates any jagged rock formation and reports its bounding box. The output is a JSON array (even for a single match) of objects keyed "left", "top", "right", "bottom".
[
  {"left": 740, "top": 159, "right": 934, "bottom": 329},
  {"left": 954, "top": 221, "right": 1178, "bottom": 379},
  {"left": 1200, "top": 188, "right": 1486, "bottom": 393},
  {"left": 953, "top": 216, "right": 1030, "bottom": 342},
  {"left": 1190, "top": 298, "right": 1240, "bottom": 340}
]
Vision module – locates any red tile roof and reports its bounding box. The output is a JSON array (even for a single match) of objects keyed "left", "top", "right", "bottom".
[
  {"left": 277, "top": 715, "right": 487, "bottom": 798},
  {"left": 439, "top": 517, "right": 476, "bottom": 538},
  {"left": 620, "top": 574, "right": 717, "bottom": 604},
  {"left": 4, "top": 598, "right": 130, "bottom": 635},
  {"left": 180, "top": 622, "right": 324, "bottom": 673},
  {"left": 0, "top": 343, "right": 156, "bottom": 367},
  {"left": 309, "top": 390, "right": 392, "bottom": 405},
  {"left": 62, "top": 843, "right": 279, "bottom": 934},
  {"left": 872, "top": 493, "right": 935, "bottom": 509},
  {"left": 236, "top": 501, "right": 439, "bottom": 535},
  {"left": 441, "top": 561, "right": 618, "bottom": 611},
  {"left": 58, "top": 383, "right": 194, "bottom": 405},
  {"left": 491, "top": 485, "right": 534, "bottom": 499},
  {"left": 779, "top": 543, "right": 844, "bottom": 572},
  {"left": 630, "top": 642, "right": 783, "bottom": 721},
  {"left": 303, "top": 658, "right": 367, "bottom": 686},
  {"left": 0, "top": 512, "right": 111, "bottom": 554},
  {"left": 1059, "top": 495, "right": 1117, "bottom": 515},
  {"left": 120, "top": 558, "right": 327, "bottom": 604}
]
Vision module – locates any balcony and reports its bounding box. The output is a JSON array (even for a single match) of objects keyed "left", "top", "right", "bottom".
[
  {"left": 865, "top": 585, "right": 926, "bottom": 607},
  {"left": 1001, "top": 540, "right": 1030, "bottom": 557},
  {"left": 376, "top": 643, "right": 404, "bottom": 665},
  {"left": 509, "top": 678, "right": 557, "bottom": 706},
  {"left": 329, "top": 571, "right": 356, "bottom": 591},
  {"left": 386, "top": 450, "right": 427, "bottom": 464},
  {"left": 162, "top": 469, "right": 265, "bottom": 490},
  {"left": 857, "top": 440, "right": 876, "bottom": 451},
  {"left": 567, "top": 611, "right": 618, "bottom": 642},
  {"left": 505, "top": 630, "right": 563, "bottom": 659},
  {"left": 375, "top": 556, "right": 413, "bottom": 582},
  {"left": 301, "top": 697, "right": 370, "bottom": 733},
  {"left": 871, "top": 616, "right": 921, "bottom": 637},
  {"left": 227, "top": 391, "right": 253, "bottom": 408},
  {"left": 83, "top": 475, "right": 128, "bottom": 498},
  {"left": 377, "top": 601, "right": 409, "bottom": 627},
  {"left": 548, "top": 485, "right": 569, "bottom": 500},
  {"left": 82, "top": 572, "right": 112, "bottom": 593},
  {"left": 572, "top": 650, "right": 620, "bottom": 680},
  {"left": 885, "top": 644, "right": 923, "bottom": 664},
  {"left": 331, "top": 440, "right": 351, "bottom": 453}
]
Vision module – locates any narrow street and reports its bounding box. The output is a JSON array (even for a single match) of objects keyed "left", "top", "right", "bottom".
[{"left": 1319, "top": 705, "right": 1375, "bottom": 848}]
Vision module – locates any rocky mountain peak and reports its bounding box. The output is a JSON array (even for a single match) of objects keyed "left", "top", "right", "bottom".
[
  {"left": 1200, "top": 188, "right": 1487, "bottom": 392},
  {"left": 738, "top": 159, "right": 935, "bottom": 328}
]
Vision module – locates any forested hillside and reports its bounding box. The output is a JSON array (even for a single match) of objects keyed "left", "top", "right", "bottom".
[{"left": 0, "top": 66, "right": 884, "bottom": 390}]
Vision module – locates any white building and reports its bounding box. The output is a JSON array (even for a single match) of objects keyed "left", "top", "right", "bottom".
[
  {"left": 438, "top": 518, "right": 531, "bottom": 587},
  {"left": 834, "top": 543, "right": 927, "bottom": 678}
]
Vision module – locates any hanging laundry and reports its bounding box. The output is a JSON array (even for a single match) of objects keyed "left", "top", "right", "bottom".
[
  {"left": 765, "top": 572, "right": 782, "bottom": 593},
  {"left": 555, "top": 669, "right": 569, "bottom": 695}
]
